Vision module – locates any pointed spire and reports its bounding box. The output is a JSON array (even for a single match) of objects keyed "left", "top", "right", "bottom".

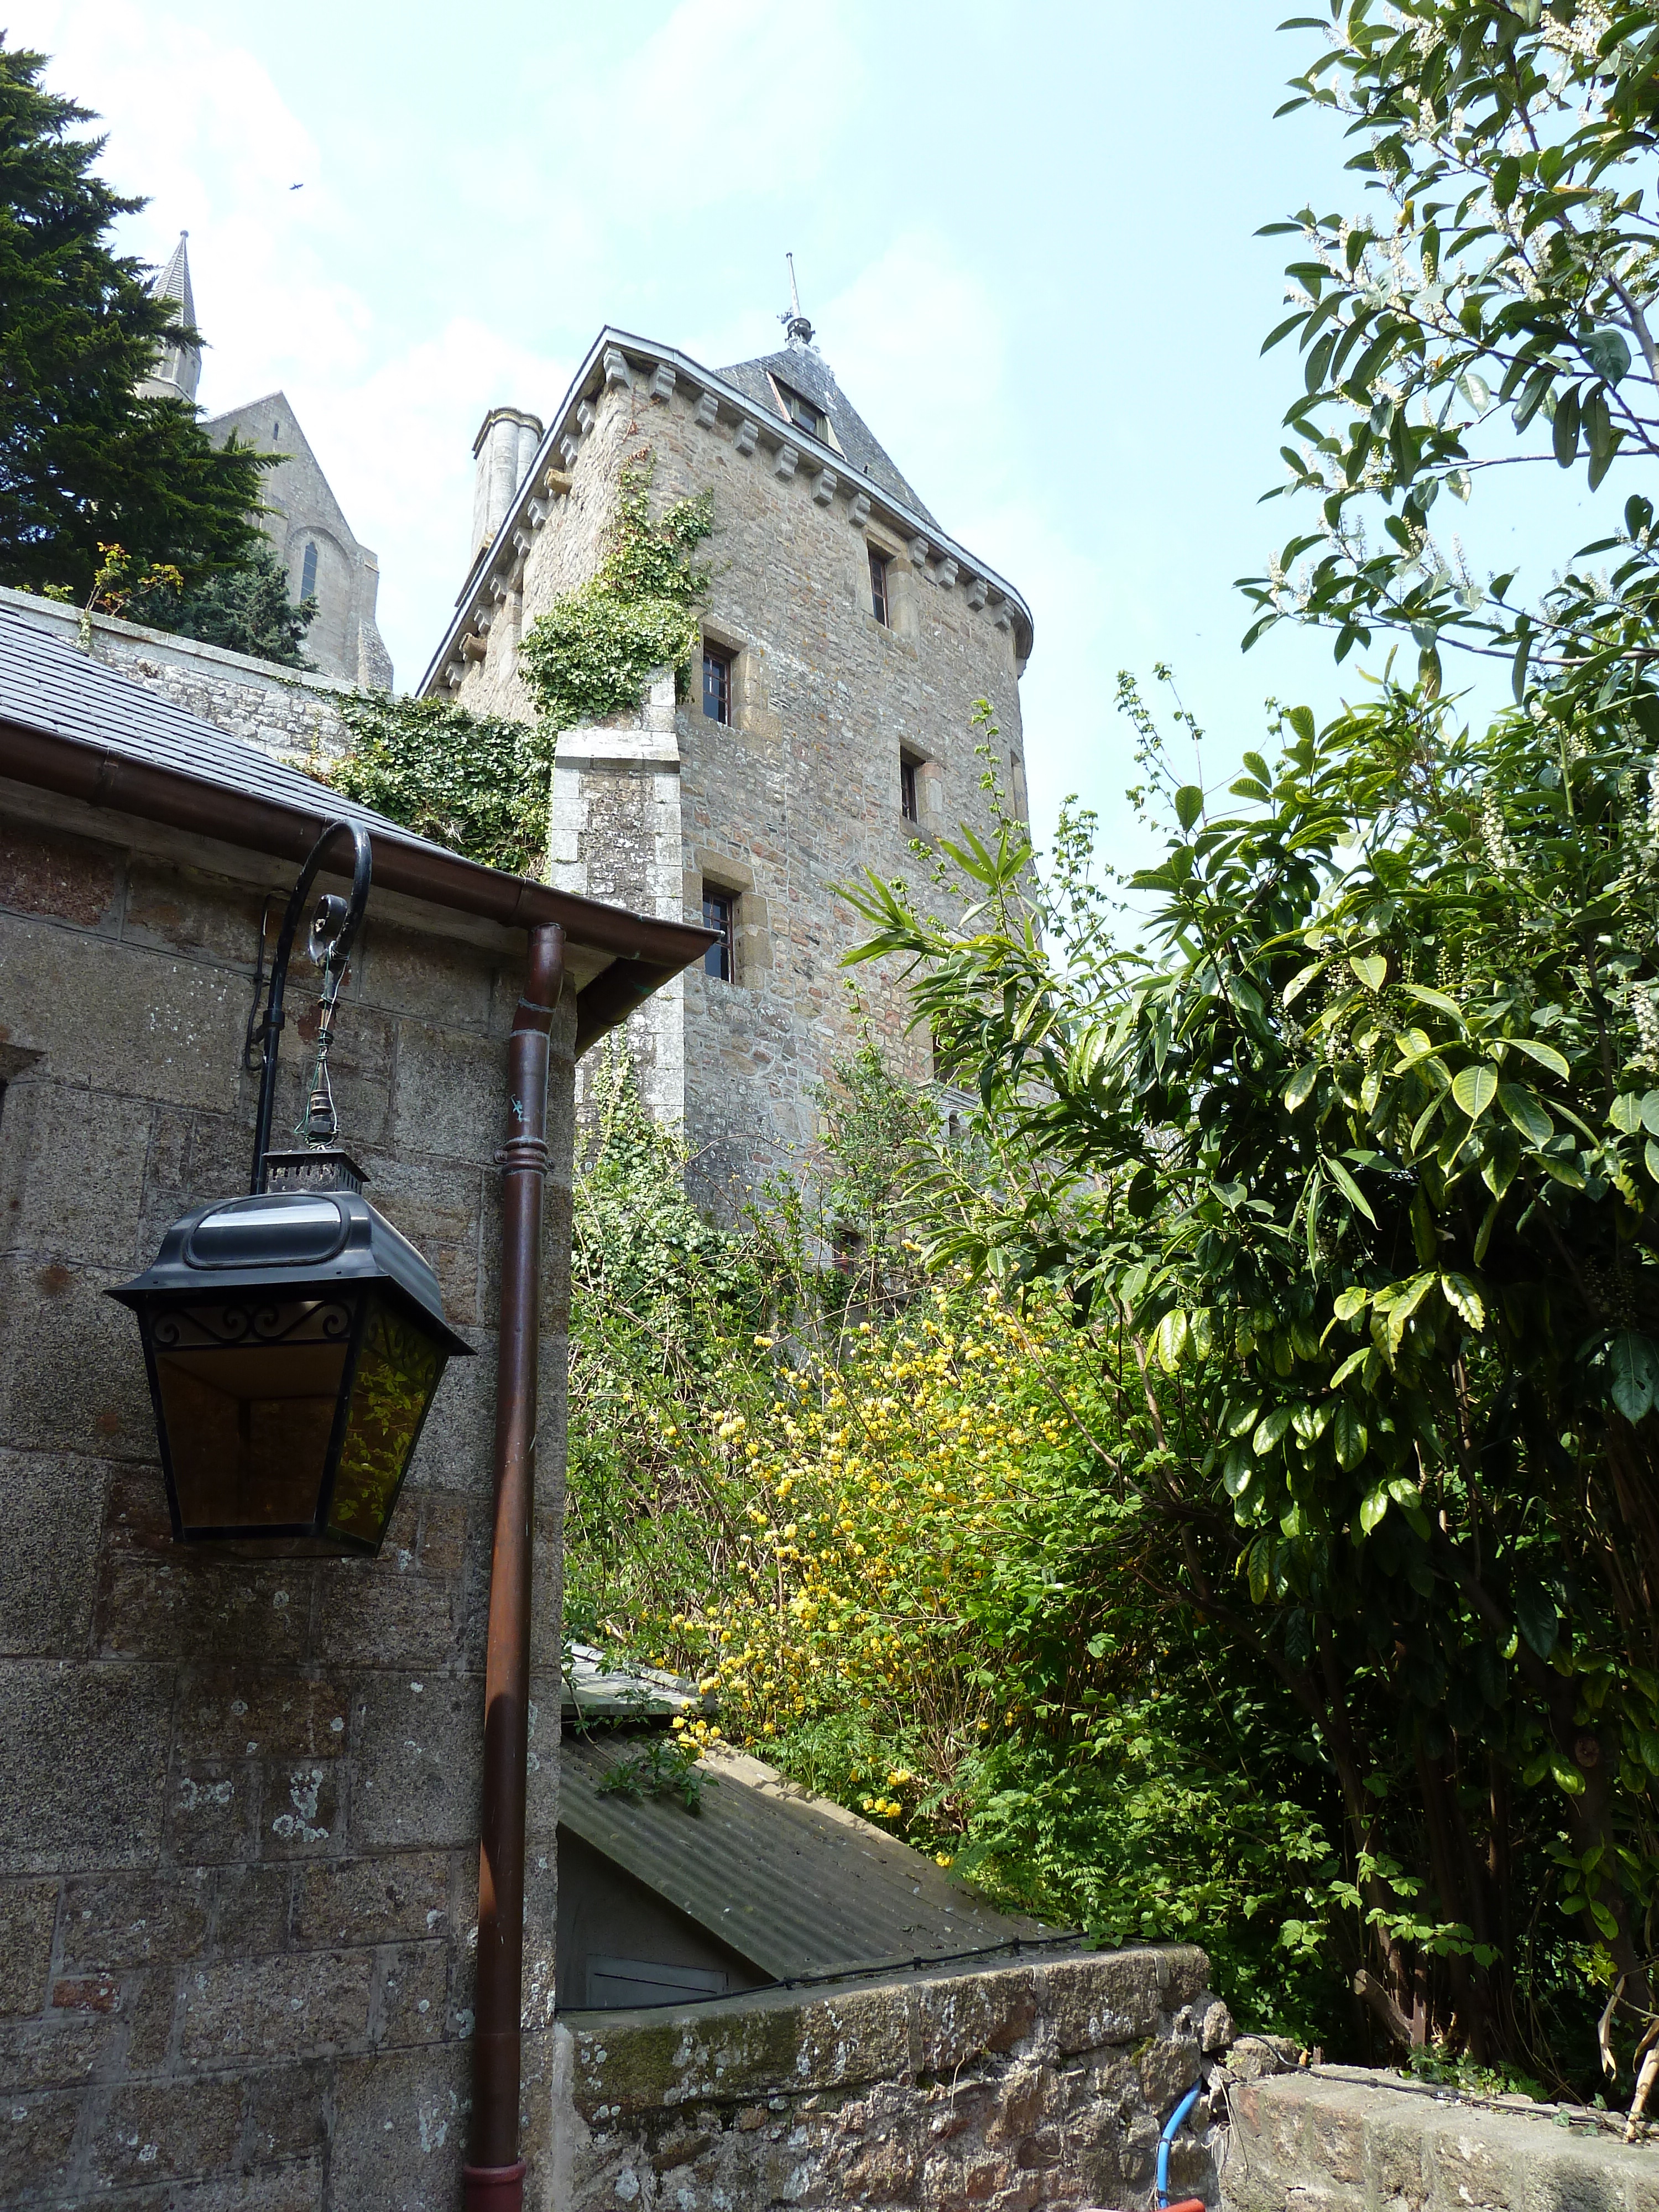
[
  {"left": 138, "top": 231, "right": 202, "bottom": 406},
  {"left": 779, "top": 252, "right": 814, "bottom": 349}
]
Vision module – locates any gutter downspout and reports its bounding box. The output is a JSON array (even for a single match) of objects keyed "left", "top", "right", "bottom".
[{"left": 465, "top": 922, "right": 565, "bottom": 2212}]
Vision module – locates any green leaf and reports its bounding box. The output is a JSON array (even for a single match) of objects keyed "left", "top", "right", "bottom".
[
  {"left": 1350, "top": 952, "right": 1388, "bottom": 992},
  {"left": 1498, "top": 1082, "right": 1552, "bottom": 1145},
  {"left": 1607, "top": 1332, "right": 1659, "bottom": 1423},
  {"left": 1253, "top": 1406, "right": 1293, "bottom": 1455},
  {"left": 1554, "top": 385, "right": 1582, "bottom": 468},
  {"left": 1400, "top": 982, "right": 1463, "bottom": 1020},
  {"left": 1641, "top": 1091, "right": 1659, "bottom": 1137},
  {"left": 1451, "top": 1065, "right": 1498, "bottom": 1119},
  {"left": 1175, "top": 785, "right": 1204, "bottom": 832},
  {"left": 1512, "top": 1578, "right": 1559, "bottom": 1660},
  {"left": 1441, "top": 1274, "right": 1485, "bottom": 1331},
  {"left": 1359, "top": 1483, "right": 1390, "bottom": 1534},
  {"left": 1284, "top": 1063, "right": 1320, "bottom": 1112},
  {"left": 1611, "top": 1092, "right": 1644, "bottom": 1135},
  {"left": 1323, "top": 1156, "right": 1377, "bottom": 1224},
  {"left": 1333, "top": 1402, "right": 1368, "bottom": 1471},
  {"left": 1154, "top": 1308, "right": 1190, "bottom": 1375},
  {"left": 1241, "top": 750, "right": 1271, "bottom": 784},
  {"left": 1332, "top": 1286, "right": 1370, "bottom": 1321},
  {"left": 1646, "top": 1138, "right": 1659, "bottom": 1185},
  {"left": 1585, "top": 328, "right": 1632, "bottom": 384},
  {"left": 1505, "top": 1036, "right": 1570, "bottom": 1082}
]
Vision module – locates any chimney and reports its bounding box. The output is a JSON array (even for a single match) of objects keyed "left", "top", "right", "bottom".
[{"left": 471, "top": 407, "right": 544, "bottom": 564}]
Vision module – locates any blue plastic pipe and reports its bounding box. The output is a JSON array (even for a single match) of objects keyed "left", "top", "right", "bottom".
[{"left": 1156, "top": 2084, "right": 1203, "bottom": 2210}]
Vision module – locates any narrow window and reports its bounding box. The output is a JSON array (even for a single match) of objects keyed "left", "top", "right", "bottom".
[
  {"left": 702, "top": 888, "right": 735, "bottom": 981},
  {"left": 900, "top": 755, "right": 920, "bottom": 824},
  {"left": 869, "top": 548, "right": 890, "bottom": 627},
  {"left": 702, "top": 645, "right": 732, "bottom": 725},
  {"left": 300, "top": 541, "right": 318, "bottom": 600},
  {"left": 272, "top": 419, "right": 280, "bottom": 439},
  {"left": 778, "top": 384, "right": 826, "bottom": 439}
]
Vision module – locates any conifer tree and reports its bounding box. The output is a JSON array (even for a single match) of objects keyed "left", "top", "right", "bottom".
[{"left": 0, "top": 39, "right": 270, "bottom": 597}]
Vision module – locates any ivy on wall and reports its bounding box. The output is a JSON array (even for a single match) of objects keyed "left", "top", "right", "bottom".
[
  {"left": 519, "top": 450, "right": 712, "bottom": 728},
  {"left": 326, "top": 693, "right": 547, "bottom": 876},
  {"left": 325, "top": 450, "right": 713, "bottom": 878}
]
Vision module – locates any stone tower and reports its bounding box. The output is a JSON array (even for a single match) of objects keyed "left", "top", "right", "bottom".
[
  {"left": 420, "top": 319, "right": 1033, "bottom": 1206},
  {"left": 135, "top": 233, "right": 394, "bottom": 688}
]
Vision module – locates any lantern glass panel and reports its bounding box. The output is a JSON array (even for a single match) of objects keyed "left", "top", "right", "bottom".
[
  {"left": 327, "top": 1295, "right": 446, "bottom": 1545},
  {"left": 150, "top": 1296, "right": 357, "bottom": 1535}
]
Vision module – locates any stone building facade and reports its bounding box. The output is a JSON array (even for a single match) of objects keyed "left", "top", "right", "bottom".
[
  {"left": 0, "top": 610, "right": 708, "bottom": 2209},
  {"left": 421, "top": 325, "right": 1034, "bottom": 1204},
  {"left": 137, "top": 234, "right": 393, "bottom": 690}
]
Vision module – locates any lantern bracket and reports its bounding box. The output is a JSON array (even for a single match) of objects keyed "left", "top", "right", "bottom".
[{"left": 247, "top": 821, "right": 373, "bottom": 1196}]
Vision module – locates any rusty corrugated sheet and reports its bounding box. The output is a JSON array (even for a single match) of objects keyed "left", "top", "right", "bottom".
[{"left": 559, "top": 1733, "right": 1059, "bottom": 1981}]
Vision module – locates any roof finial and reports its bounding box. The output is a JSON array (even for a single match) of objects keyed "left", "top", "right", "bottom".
[{"left": 779, "top": 252, "right": 813, "bottom": 348}]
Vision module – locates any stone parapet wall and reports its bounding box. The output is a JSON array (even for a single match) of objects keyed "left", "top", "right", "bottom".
[
  {"left": 1221, "top": 2066, "right": 1659, "bottom": 2211},
  {"left": 553, "top": 1945, "right": 1232, "bottom": 2212},
  {"left": 0, "top": 587, "right": 356, "bottom": 772}
]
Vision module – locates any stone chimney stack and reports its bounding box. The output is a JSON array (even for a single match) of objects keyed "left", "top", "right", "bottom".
[{"left": 471, "top": 407, "right": 544, "bottom": 564}]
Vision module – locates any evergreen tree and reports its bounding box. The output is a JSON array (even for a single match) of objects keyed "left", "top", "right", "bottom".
[
  {"left": 134, "top": 544, "right": 317, "bottom": 668},
  {"left": 0, "top": 39, "right": 270, "bottom": 597}
]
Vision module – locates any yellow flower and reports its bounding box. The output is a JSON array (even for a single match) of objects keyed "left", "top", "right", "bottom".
[{"left": 935, "top": 1853, "right": 953, "bottom": 1868}]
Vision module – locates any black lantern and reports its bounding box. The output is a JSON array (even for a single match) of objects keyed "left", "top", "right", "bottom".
[{"left": 108, "top": 822, "right": 473, "bottom": 1554}]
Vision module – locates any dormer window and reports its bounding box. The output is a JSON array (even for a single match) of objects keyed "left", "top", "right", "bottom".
[{"left": 776, "top": 382, "right": 826, "bottom": 441}]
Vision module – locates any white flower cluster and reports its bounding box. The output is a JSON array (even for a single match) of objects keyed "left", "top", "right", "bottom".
[
  {"left": 1540, "top": 0, "right": 1611, "bottom": 66},
  {"left": 1479, "top": 791, "right": 1520, "bottom": 874},
  {"left": 1634, "top": 984, "right": 1659, "bottom": 1071}
]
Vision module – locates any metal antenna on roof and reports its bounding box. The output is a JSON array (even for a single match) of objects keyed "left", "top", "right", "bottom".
[{"left": 779, "top": 253, "right": 814, "bottom": 348}]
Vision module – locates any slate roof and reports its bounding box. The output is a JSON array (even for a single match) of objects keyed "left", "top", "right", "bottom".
[
  {"left": 0, "top": 605, "right": 419, "bottom": 846},
  {"left": 718, "top": 342, "right": 939, "bottom": 527},
  {"left": 559, "top": 1732, "right": 1060, "bottom": 1986}
]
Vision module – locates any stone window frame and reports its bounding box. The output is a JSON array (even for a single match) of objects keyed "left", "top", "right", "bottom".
[
  {"left": 698, "top": 624, "right": 757, "bottom": 734},
  {"left": 701, "top": 641, "right": 733, "bottom": 727},
  {"left": 899, "top": 747, "right": 945, "bottom": 839},
  {"left": 689, "top": 849, "right": 770, "bottom": 988},
  {"left": 862, "top": 523, "right": 916, "bottom": 640}
]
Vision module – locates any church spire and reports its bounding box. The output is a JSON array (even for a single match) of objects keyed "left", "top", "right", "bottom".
[{"left": 138, "top": 232, "right": 202, "bottom": 406}]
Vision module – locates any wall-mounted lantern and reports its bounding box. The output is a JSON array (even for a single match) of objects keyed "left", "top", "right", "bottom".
[{"left": 109, "top": 822, "right": 472, "bottom": 1554}]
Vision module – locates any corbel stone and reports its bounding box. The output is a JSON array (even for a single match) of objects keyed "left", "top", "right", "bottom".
[
  {"left": 994, "top": 602, "right": 1013, "bottom": 632},
  {"left": 966, "top": 576, "right": 988, "bottom": 609},
  {"left": 473, "top": 607, "right": 494, "bottom": 632},
  {"left": 560, "top": 435, "right": 581, "bottom": 469},
  {"left": 603, "top": 346, "right": 630, "bottom": 389},
  {"left": 734, "top": 418, "right": 760, "bottom": 455},
  {"left": 445, "top": 659, "right": 466, "bottom": 688},
  {"left": 512, "top": 528, "right": 532, "bottom": 557},
  {"left": 577, "top": 400, "right": 597, "bottom": 436},
  {"left": 542, "top": 467, "right": 573, "bottom": 499},
  {"left": 907, "top": 535, "right": 930, "bottom": 567},
  {"left": 650, "top": 364, "right": 676, "bottom": 403},
  {"left": 935, "top": 557, "right": 959, "bottom": 589},
  {"left": 695, "top": 392, "right": 720, "bottom": 428},
  {"left": 847, "top": 493, "right": 872, "bottom": 529},
  {"left": 489, "top": 574, "right": 512, "bottom": 602},
  {"left": 775, "top": 444, "right": 800, "bottom": 480},
  {"left": 462, "top": 633, "right": 487, "bottom": 661},
  {"left": 526, "top": 500, "right": 547, "bottom": 529},
  {"left": 812, "top": 468, "right": 837, "bottom": 504}
]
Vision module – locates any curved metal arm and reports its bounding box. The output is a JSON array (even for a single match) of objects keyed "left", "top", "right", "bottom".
[{"left": 248, "top": 822, "right": 373, "bottom": 1194}]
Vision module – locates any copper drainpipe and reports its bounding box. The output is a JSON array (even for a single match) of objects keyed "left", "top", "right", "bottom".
[{"left": 465, "top": 922, "right": 566, "bottom": 2212}]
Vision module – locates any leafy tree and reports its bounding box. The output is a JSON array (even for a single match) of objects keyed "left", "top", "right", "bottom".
[
  {"left": 1242, "top": 1, "right": 1659, "bottom": 716},
  {"left": 132, "top": 544, "right": 317, "bottom": 667},
  {"left": 846, "top": 675, "right": 1659, "bottom": 2083},
  {"left": 0, "top": 40, "right": 271, "bottom": 598}
]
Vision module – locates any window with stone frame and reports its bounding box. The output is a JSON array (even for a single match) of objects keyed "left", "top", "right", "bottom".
[
  {"left": 300, "top": 542, "right": 318, "bottom": 601},
  {"left": 900, "top": 753, "right": 921, "bottom": 825},
  {"left": 702, "top": 645, "right": 733, "bottom": 726},
  {"left": 702, "top": 887, "right": 736, "bottom": 982},
  {"left": 869, "top": 548, "right": 890, "bottom": 628}
]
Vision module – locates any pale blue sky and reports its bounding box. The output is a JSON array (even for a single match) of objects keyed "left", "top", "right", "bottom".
[{"left": 12, "top": 1, "right": 1608, "bottom": 874}]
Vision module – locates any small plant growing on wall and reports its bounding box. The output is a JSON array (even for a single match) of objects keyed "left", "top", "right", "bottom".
[
  {"left": 324, "top": 693, "right": 549, "bottom": 875},
  {"left": 519, "top": 450, "right": 713, "bottom": 728}
]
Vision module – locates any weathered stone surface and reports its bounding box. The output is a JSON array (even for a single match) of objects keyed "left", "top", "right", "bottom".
[
  {"left": 60, "top": 1868, "right": 212, "bottom": 1969},
  {"left": 0, "top": 1879, "right": 59, "bottom": 2015},
  {"left": 1220, "top": 2068, "right": 1659, "bottom": 2212},
  {"left": 0, "top": 1663, "right": 172, "bottom": 1872},
  {"left": 0, "top": 1451, "right": 106, "bottom": 1656}
]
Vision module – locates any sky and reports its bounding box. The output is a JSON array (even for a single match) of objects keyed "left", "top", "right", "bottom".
[{"left": 9, "top": 0, "right": 1613, "bottom": 877}]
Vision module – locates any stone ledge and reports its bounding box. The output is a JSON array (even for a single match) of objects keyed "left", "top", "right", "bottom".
[{"left": 1221, "top": 2067, "right": 1659, "bottom": 2212}]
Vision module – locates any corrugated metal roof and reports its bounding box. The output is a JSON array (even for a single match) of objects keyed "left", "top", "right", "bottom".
[
  {"left": 0, "top": 607, "right": 421, "bottom": 849},
  {"left": 561, "top": 1642, "right": 712, "bottom": 1723},
  {"left": 559, "top": 1733, "right": 1057, "bottom": 1983}
]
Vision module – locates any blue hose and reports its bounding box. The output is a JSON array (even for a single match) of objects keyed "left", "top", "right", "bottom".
[{"left": 1156, "top": 2084, "right": 1203, "bottom": 2210}]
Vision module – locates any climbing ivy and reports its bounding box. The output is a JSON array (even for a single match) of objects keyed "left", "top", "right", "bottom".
[
  {"left": 519, "top": 451, "right": 712, "bottom": 729},
  {"left": 326, "top": 692, "right": 547, "bottom": 876}
]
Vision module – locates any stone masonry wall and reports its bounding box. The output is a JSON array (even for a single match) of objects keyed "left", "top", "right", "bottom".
[
  {"left": 0, "top": 588, "right": 356, "bottom": 772},
  {"left": 441, "top": 351, "right": 1029, "bottom": 1207},
  {"left": 0, "top": 786, "right": 575, "bottom": 2210},
  {"left": 1221, "top": 2066, "right": 1659, "bottom": 2212},
  {"left": 551, "top": 1945, "right": 1230, "bottom": 2212}
]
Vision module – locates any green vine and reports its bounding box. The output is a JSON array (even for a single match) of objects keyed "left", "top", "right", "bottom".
[
  {"left": 519, "top": 451, "right": 712, "bottom": 728},
  {"left": 325, "top": 692, "right": 548, "bottom": 876}
]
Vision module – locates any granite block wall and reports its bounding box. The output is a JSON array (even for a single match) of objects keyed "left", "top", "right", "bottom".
[
  {"left": 441, "top": 353, "right": 1029, "bottom": 1207},
  {"left": 0, "top": 786, "right": 575, "bottom": 2210},
  {"left": 552, "top": 1945, "right": 1231, "bottom": 2212}
]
